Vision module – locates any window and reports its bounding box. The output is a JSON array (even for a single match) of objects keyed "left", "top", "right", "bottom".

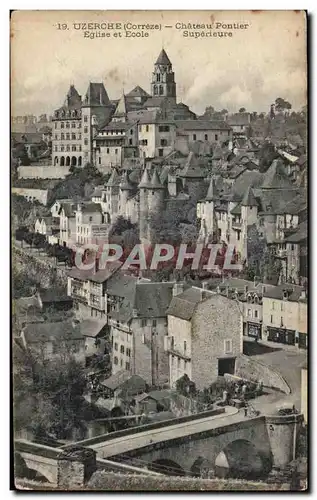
[
  {"left": 84, "top": 115, "right": 88, "bottom": 122},
  {"left": 120, "top": 345, "right": 125, "bottom": 354},
  {"left": 281, "top": 317, "right": 284, "bottom": 327},
  {"left": 270, "top": 315, "right": 273, "bottom": 323},
  {"left": 237, "top": 231, "right": 240, "bottom": 241},
  {"left": 84, "top": 139, "right": 88, "bottom": 146},
  {"left": 254, "top": 310, "right": 258, "bottom": 318},
  {"left": 153, "top": 85, "right": 158, "bottom": 95},
  {"left": 61, "top": 133, "right": 65, "bottom": 140},
  {"left": 79, "top": 145, "right": 82, "bottom": 151},
  {"left": 130, "top": 129, "right": 133, "bottom": 135},
  {"left": 141, "top": 319, "right": 147, "bottom": 327},
  {"left": 66, "top": 122, "right": 70, "bottom": 128},
  {"left": 78, "top": 133, "right": 81, "bottom": 140},
  {"left": 99, "top": 157, "right": 101, "bottom": 164},
  {"left": 61, "top": 122, "right": 64, "bottom": 129},
  {"left": 66, "top": 133, "right": 70, "bottom": 140},
  {"left": 72, "top": 133, "right": 76, "bottom": 140},
  {"left": 184, "top": 361, "right": 187, "bottom": 372},
  {"left": 224, "top": 339, "right": 233, "bottom": 354},
  {"left": 72, "top": 122, "right": 76, "bottom": 128},
  {"left": 158, "top": 149, "right": 164, "bottom": 157},
  {"left": 54, "top": 145, "right": 58, "bottom": 152},
  {"left": 114, "top": 342, "right": 118, "bottom": 351},
  {"left": 152, "top": 319, "right": 157, "bottom": 327},
  {"left": 184, "top": 341, "right": 187, "bottom": 353},
  {"left": 66, "top": 145, "right": 70, "bottom": 151},
  {"left": 159, "top": 125, "right": 170, "bottom": 132},
  {"left": 281, "top": 303, "right": 283, "bottom": 311},
  {"left": 126, "top": 348, "right": 131, "bottom": 357},
  {"left": 215, "top": 134, "right": 218, "bottom": 141},
  {"left": 54, "top": 122, "right": 57, "bottom": 129},
  {"left": 126, "top": 362, "right": 130, "bottom": 370},
  {"left": 72, "top": 145, "right": 76, "bottom": 151},
  {"left": 177, "top": 358, "right": 180, "bottom": 368},
  {"left": 204, "top": 134, "right": 208, "bottom": 141},
  {"left": 193, "top": 134, "right": 197, "bottom": 141},
  {"left": 272, "top": 302, "right": 275, "bottom": 310},
  {"left": 107, "top": 148, "right": 110, "bottom": 153},
  {"left": 120, "top": 359, "right": 123, "bottom": 367},
  {"left": 248, "top": 309, "right": 252, "bottom": 317},
  {"left": 291, "top": 244, "right": 295, "bottom": 251},
  {"left": 146, "top": 125, "right": 149, "bottom": 132},
  {"left": 129, "top": 139, "right": 132, "bottom": 145},
  {"left": 114, "top": 356, "right": 118, "bottom": 365},
  {"left": 159, "top": 85, "right": 164, "bottom": 95},
  {"left": 61, "top": 145, "right": 64, "bottom": 152},
  {"left": 115, "top": 149, "right": 118, "bottom": 154},
  {"left": 84, "top": 126, "right": 88, "bottom": 134},
  {"left": 160, "top": 139, "right": 167, "bottom": 146},
  {"left": 55, "top": 134, "right": 58, "bottom": 140},
  {"left": 156, "top": 73, "right": 160, "bottom": 82}
]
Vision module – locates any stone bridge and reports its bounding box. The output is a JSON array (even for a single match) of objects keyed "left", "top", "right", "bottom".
[{"left": 68, "top": 407, "right": 303, "bottom": 479}]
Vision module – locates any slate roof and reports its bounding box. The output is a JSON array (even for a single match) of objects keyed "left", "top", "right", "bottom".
[
  {"left": 126, "top": 86, "right": 151, "bottom": 98},
  {"left": 79, "top": 203, "right": 103, "bottom": 214},
  {"left": 106, "top": 273, "right": 138, "bottom": 299},
  {"left": 176, "top": 120, "right": 232, "bottom": 131},
  {"left": 119, "top": 171, "right": 134, "bottom": 190},
  {"left": 38, "top": 288, "right": 71, "bottom": 304},
  {"left": 167, "top": 287, "right": 203, "bottom": 320},
  {"left": 227, "top": 112, "right": 251, "bottom": 126},
  {"left": 261, "top": 159, "right": 295, "bottom": 190},
  {"left": 155, "top": 48, "right": 172, "bottom": 65},
  {"left": 241, "top": 186, "right": 258, "bottom": 207},
  {"left": 59, "top": 202, "right": 76, "bottom": 217},
  {"left": 133, "top": 281, "right": 174, "bottom": 318},
  {"left": 138, "top": 168, "right": 152, "bottom": 188},
  {"left": 89, "top": 262, "right": 122, "bottom": 283},
  {"left": 83, "top": 83, "right": 110, "bottom": 106},
  {"left": 230, "top": 202, "right": 242, "bottom": 215},
  {"left": 79, "top": 318, "right": 107, "bottom": 338},
  {"left": 150, "top": 169, "right": 164, "bottom": 189},
  {"left": 107, "top": 168, "right": 120, "bottom": 187},
  {"left": 100, "top": 371, "right": 147, "bottom": 395},
  {"left": 22, "top": 319, "right": 84, "bottom": 344},
  {"left": 178, "top": 152, "right": 206, "bottom": 178},
  {"left": 263, "top": 285, "right": 307, "bottom": 302},
  {"left": 284, "top": 220, "right": 307, "bottom": 243},
  {"left": 205, "top": 177, "right": 218, "bottom": 201}
]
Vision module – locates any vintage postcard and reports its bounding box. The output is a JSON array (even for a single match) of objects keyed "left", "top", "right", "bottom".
[{"left": 11, "top": 10, "right": 308, "bottom": 491}]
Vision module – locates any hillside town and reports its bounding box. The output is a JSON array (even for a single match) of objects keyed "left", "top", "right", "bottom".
[{"left": 12, "top": 48, "right": 308, "bottom": 489}]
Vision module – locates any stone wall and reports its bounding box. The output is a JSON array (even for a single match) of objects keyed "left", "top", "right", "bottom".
[
  {"left": 12, "top": 187, "right": 50, "bottom": 206},
  {"left": 18, "top": 165, "right": 70, "bottom": 180},
  {"left": 235, "top": 354, "right": 290, "bottom": 394}
]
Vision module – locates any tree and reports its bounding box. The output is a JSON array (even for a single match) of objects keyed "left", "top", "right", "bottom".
[
  {"left": 258, "top": 142, "right": 279, "bottom": 172},
  {"left": 220, "top": 109, "right": 228, "bottom": 115},
  {"left": 245, "top": 225, "right": 266, "bottom": 280},
  {"left": 239, "top": 107, "right": 246, "bottom": 113},
  {"left": 175, "top": 374, "right": 196, "bottom": 397},
  {"left": 275, "top": 97, "right": 292, "bottom": 115}
]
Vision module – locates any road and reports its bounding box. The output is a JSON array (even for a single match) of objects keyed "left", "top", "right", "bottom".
[{"left": 244, "top": 340, "right": 307, "bottom": 411}]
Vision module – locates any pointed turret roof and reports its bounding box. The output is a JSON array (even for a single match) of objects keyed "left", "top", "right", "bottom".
[
  {"left": 179, "top": 152, "right": 205, "bottom": 178},
  {"left": 107, "top": 168, "right": 120, "bottom": 187},
  {"left": 241, "top": 186, "right": 258, "bottom": 207},
  {"left": 150, "top": 169, "right": 164, "bottom": 189},
  {"left": 138, "top": 168, "right": 152, "bottom": 188},
  {"left": 261, "top": 159, "right": 294, "bottom": 190},
  {"left": 119, "top": 171, "right": 134, "bottom": 190},
  {"left": 64, "top": 85, "right": 82, "bottom": 109},
  {"left": 205, "top": 177, "right": 218, "bottom": 201},
  {"left": 114, "top": 94, "right": 128, "bottom": 116},
  {"left": 155, "top": 49, "right": 172, "bottom": 66}
]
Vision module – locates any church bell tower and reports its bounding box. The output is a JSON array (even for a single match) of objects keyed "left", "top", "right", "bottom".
[{"left": 151, "top": 49, "right": 176, "bottom": 102}]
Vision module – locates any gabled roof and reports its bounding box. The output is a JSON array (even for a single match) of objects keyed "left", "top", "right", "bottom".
[
  {"left": 65, "top": 85, "right": 82, "bottom": 108},
  {"left": 78, "top": 202, "right": 103, "bottom": 214},
  {"left": 176, "top": 120, "right": 232, "bottom": 131},
  {"left": 155, "top": 49, "right": 172, "bottom": 66},
  {"left": 126, "top": 86, "right": 151, "bottom": 98},
  {"left": 241, "top": 186, "right": 258, "bottom": 207},
  {"left": 261, "top": 159, "right": 295, "bottom": 190},
  {"left": 22, "top": 319, "right": 84, "bottom": 344},
  {"left": 167, "top": 287, "right": 203, "bottom": 320},
  {"left": 230, "top": 202, "right": 242, "bottom": 215},
  {"left": 284, "top": 220, "right": 307, "bottom": 243},
  {"left": 79, "top": 318, "right": 107, "bottom": 338},
  {"left": 83, "top": 83, "right": 110, "bottom": 106}
]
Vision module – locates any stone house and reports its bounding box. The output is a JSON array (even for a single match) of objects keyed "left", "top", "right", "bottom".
[{"left": 166, "top": 286, "right": 242, "bottom": 391}]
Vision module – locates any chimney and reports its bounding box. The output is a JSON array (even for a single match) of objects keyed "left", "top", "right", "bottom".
[
  {"left": 202, "top": 281, "right": 209, "bottom": 290},
  {"left": 173, "top": 283, "right": 184, "bottom": 297},
  {"left": 57, "top": 447, "right": 97, "bottom": 489}
]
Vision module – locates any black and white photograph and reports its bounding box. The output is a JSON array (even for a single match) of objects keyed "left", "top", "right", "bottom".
[{"left": 10, "top": 10, "right": 308, "bottom": 491}]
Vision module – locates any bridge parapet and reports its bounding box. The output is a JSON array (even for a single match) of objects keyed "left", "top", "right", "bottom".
[{"left": 265, "top": 413, "right": 304, "bottom": 468}]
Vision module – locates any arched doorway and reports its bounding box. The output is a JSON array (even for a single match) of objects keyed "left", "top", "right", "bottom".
[
  {"left": 78, "top": 156, "right": 82, "bottom": 167},
  {"left": 54, "top": 156, "right": 59, "bottom": 165},
  {"left": 148, "top": 459, "right": 185, "bottom": 476},
  {"left": 71, "top": 156, "right": 77, "bottom": 167},
  {"left": 60, "top": 156, "right": 65, "bottom": 166},
  {"left": 214, "top": 440, "right": 271, "bottom": 479},
  {"left": 66, "top": 156, "right": 70, "bottom": 166}
]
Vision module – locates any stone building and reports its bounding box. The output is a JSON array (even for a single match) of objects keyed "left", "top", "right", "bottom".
[{"left": 166, "top": 286, "right": 242, "bottom": 390}]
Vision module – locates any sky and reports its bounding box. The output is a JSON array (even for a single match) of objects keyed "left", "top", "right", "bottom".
[{"left": 11, "top": 10, "right": 307, "bottom": 117}]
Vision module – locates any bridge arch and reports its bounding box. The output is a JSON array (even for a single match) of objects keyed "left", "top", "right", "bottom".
[
  {"left": 214, "top": 439, "right": 271, "bottom": 479},
  {"left": 14, "top": 452, "right": 52, "bottom": 484},
  {"left": 191, "top": 456, "right": 214, "bottom": 478},
  {"left": 148, "top": 459, "right": 185, "bottom": 476}
]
